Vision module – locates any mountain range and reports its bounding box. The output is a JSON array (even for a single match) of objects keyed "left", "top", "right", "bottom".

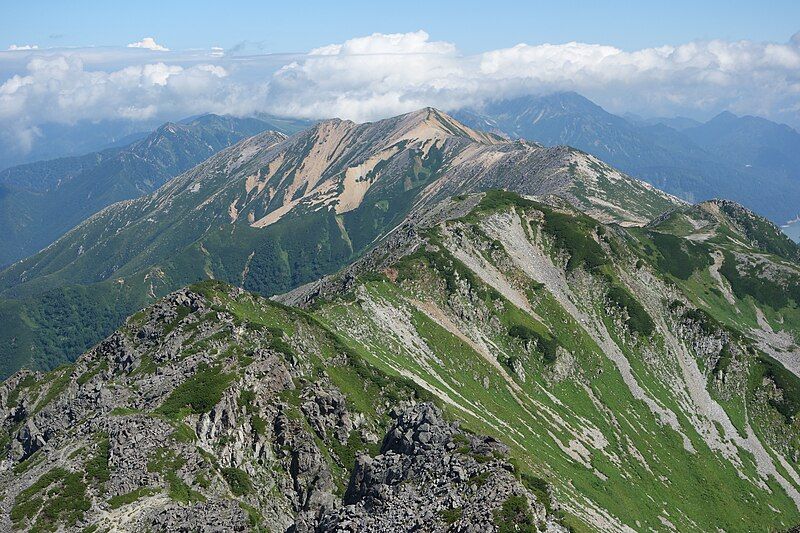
[
  {"left": 0, "top": 189, "right": 799, "bottom": 530},
  {"left": 0, "top": 113, "right": 312, "bottom": 267},
  {"left": 0, "top": 107, "right": 799, "bottom": 531},
  {"left": 0, "top": 108, "right": 679, "bottom": 376},
  {"left": 453, "top": 92, "right": 800, "bottom": 227}
]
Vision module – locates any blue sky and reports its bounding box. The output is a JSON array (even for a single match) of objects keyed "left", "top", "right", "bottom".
[
  {"left": 0, "top": 0, "right": 798, "bottom": 153},
  {"left": 3, "top": 0, "right": 799, "bottom": 53}
]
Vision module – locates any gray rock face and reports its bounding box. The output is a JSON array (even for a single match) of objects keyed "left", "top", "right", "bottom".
[
  {"left": 141, "top": 498, "right": 251, "bottom": 532},
  {"left": 319, "top": 403, "right": 566, "bottom": 533}
]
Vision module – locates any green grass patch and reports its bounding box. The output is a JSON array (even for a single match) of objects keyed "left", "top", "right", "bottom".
[
  {"left": 520, "top": 473, "right": 553, "bottom": 514},
  {"left": 110, "top": 406, "right": 140, "bottom": 416},
  {"left": 440, "top": 507, "right": 463, "bottom": 524},
  {"left": 756, "top": 354, "right": 800, "bottom": 422},
  {"left": 239, "top": 501, "right": 265, "bottom": 530},
  {"left": 85, "top": 434, "right": 111, "bottom": 488},
  {"left": 473, "top": 189, "right": 536, "bottom": 214},
  {"left": 330, "top": 431, "right": 380, "bottom": 472},
  {"left": 33, "top": 366, "right": 72, "bottom": 413},
  {"left": 719, "top": 251, "right": 800, "bottom": 310},
  {"left": 221, "top": 467, "right": 252, "bottom": 496},
  {"left": 147, "top": 447, "right": 205, "bottom": 504},
  {"left": 647, "top": 231, "right": 711, "bottom": 280},
  {"left": 607, "top": 285, "right": 655, "bottom": 336},
  {"left": 163, "top": 304, "right": 192, "bottom": 335},
  {"left": 6, "top": 373, "right": 37, "bottom": 408},
  {"left": 237, "top": 389, "right": 256, "bottom": 412},
  {"left": 76, "top": 360, "right": 108, "bottom": 386},
  {"left": 493, "top": 494, "right": 537, "bottom": 533},
  {"left": 508, "top": 324, "right": 559, "bottom": 364},
  {"left": 541, "top": 210, "right": 607, "bottom": 272},
  {"left": 171, "top": 422, "right": 197, "bottom": 443},
  {"left": 108, "top": 487, "right": 157, "bottom": 509},
  {"left": 12, "top": 449, "right": 44, "bottom": 474},
  {"left": 11, "top": 467, "right": 90, "bottom": 531},
  {"left": 251, "top": 415, "right": 267, "bottom": 437},
  {"left": 156, "top": 362, "right": 234, "bottom": 419}
]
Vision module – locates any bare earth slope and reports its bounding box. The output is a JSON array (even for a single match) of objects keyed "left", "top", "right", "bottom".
[{"left": 0, "top": 109, "right": 682, "bottom": 377}]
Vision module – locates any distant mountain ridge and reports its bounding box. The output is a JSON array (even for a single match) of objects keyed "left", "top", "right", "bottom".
[
  {"left": 453, "top": 92, "right": 800, "bottom": 226},
  {"left": 0, "top": 114, "right": 311, "bottom": 267},
  {"left": 683, "top": 110, "right": 800, "bottom": 180},
  {"left": 0, "top": 108, "right": 681, "bottom": 376},
  {"left": 0, "top": 119, "right": 160, "bottom": 173}
]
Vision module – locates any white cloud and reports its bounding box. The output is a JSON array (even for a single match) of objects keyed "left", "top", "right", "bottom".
[
  {"left": 1, "top": 30, "right": 800, "bottom": 156},
  {"left": 7, "top": 44, "right": 39, "bottom": 51},
  {"left": 265, "top": 31, "right": 800, "bottom": 124},
  {"left": 0, "top": 55, "right": 251, "bottom": 142},
  {"left": 126, "top": 37, "right": 169, "bottom": 52}
]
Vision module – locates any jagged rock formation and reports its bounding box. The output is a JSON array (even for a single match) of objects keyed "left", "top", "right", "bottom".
[{"left": 319, "top": 403, "right": 566, "bottom": 532}]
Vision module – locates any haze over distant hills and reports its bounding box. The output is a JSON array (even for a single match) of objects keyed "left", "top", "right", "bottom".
[
  {"left": 453, "top": 92, "right": 800, "bottom": 228},
  {"left": 0, "top": 119, "right": 159, "bottom": 173}
]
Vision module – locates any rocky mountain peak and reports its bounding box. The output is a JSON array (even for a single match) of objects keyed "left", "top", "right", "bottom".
[{"left": 390, "top": 107, "right": 503, "bottom": 145}]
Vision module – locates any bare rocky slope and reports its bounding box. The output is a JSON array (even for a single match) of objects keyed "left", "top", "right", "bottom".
[{"left": 0, "top": 108, "right": 681, "bottom": 378}]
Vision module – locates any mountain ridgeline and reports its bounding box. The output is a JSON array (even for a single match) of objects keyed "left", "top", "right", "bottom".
[
  {"left": 0, "top": 108, "right": 679, "bottom": 376},
  {"left": 1, "top": 108, "right": 800, "bottom": 531},
  {"left": 1, "top": 187, "right": 800, "bottom": 531},
  {"left": 0, "top": 113, "right": 312, "bottom": 267},
  {"left": 453, "top": 92, "right": 800, "bottom": 227}
]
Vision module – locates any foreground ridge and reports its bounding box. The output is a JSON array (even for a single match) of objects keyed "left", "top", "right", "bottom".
[
  {"left": 0, "top": 282, "right": 564, "bottom": 532},
  {"left": 3, "top": 189, "right": 800, "bottom": 530}
]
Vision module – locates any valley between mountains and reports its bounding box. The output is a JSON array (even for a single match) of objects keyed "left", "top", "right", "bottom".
[{"left": 1, "top": 109, "right": 799, "bottom": 532}]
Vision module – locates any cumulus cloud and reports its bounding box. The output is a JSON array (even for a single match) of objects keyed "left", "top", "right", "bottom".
[
  {"left": 127, "top": 37, "right": 169, "bottom": 52},
  {"left": 1, "top": 30, "right": 799, "bottom": 155},
  {"left": 266, "top": 31, "right": 800, "bottom": 124},
  {"left": 0, "top": 54, "right": 253, "bottom": 152},
  {"left": 7, "top": 44, "right": 39, "bottom": 51}
]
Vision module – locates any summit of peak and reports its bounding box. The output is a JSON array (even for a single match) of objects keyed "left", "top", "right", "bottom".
[{"left": 391, "top": 106, "right": 503, "bottom": 145}]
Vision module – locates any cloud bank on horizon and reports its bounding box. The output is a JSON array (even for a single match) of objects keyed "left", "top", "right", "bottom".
[{"left": 1, "top": 30, "right": 799, "bottom": 152}]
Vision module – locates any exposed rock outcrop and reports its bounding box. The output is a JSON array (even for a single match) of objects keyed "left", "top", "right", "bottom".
[{"left": 319, "top": 403, "right": 566, "bottom": 533}]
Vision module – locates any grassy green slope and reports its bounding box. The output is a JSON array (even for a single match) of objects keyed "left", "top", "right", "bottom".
[
  {"left": 307, "top": 192, "right": 800, "bottom": 531},
  {"left": 0, "top": 129, "right": 449, "bottom": 377},
  {"left": 643, "top": 200, "right": 800, "bottom": 365}
]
